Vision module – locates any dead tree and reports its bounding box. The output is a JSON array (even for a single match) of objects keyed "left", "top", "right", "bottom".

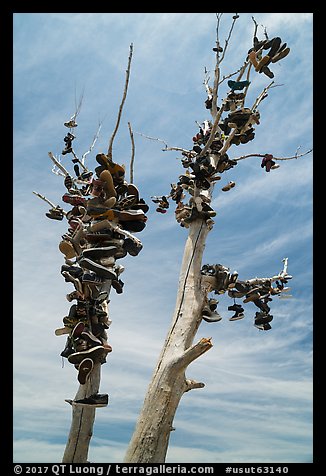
[{"left": 124, "top": 15, "right": 311, "bottom": 463}]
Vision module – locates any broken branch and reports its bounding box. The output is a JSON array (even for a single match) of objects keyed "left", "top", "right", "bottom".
[{"left": 107, "top": 43, "right": 133, "bottom": 160}]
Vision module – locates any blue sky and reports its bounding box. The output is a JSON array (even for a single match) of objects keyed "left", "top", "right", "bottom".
[{"left": 13, "top": 13, "right": 313, "bottom": 463}]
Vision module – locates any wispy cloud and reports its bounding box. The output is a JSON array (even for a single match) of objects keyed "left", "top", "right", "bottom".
[{"left": 13, "top": 12, "right": 312, "bottom": 464}]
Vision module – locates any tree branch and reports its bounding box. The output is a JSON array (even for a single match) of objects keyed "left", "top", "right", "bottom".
[
  {"left": 128, "top": 121, "right": 135, "bottom": 183},
  {"left": 81, "top": 121, "right": 102, "bottom": 165},
  {"left": 233, "top": 147, "right": 313, "bottom": 162},
  {"left": 135, "top": 131, "right": 193, "bottom": 155},
  {"left": 179, "top": 338, "right": 213, "bottom": 368},
  {"left": 107, "top": 43, "right": 133, "bottom": 160},
  {"left": 184, "top": 378, "right": 205, "bottom": 393}
]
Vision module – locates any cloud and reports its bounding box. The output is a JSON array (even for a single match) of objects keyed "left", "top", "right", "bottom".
[{"left": 13, "top": 12, "right": 313, "bottom": 464}]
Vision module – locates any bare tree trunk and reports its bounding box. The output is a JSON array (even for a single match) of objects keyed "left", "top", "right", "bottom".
[
  {"left": 62, "top": 363, "right": 101, "bottom": 463},
  {"left": 124, "top": 219, "right": 213, "bottom": 463}
]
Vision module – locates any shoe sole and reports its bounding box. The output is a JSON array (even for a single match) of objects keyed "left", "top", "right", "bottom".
[
  {"left": 55, "top": 327, "right": 71, "bottom": 336},
  {"left": 78, "top": 358, "right": 94, "bottom": 384},
  {"left": 202, "top": 315, "right": 222, "bottom": 322},
  {"left": 68, "top": 346, "right": 110, "bottom": 365},
  {"left": 229, "top": 315, "right": 245, "bottom": 321},
  {"left": 78, "top": 258, "right": 117, "bottom": 280}
]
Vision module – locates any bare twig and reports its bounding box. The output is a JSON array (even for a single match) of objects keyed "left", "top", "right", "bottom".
[
  {"left": 48, "top": 152, "right": 69, "bottom": 176},
  {"left": 81, "top": 121, "right": 103, "bottom": 164},
  {"left": 107, "top": 43, "right": 133, "bottom": 160},
  {"left": 128, "top": 122, "right": 135, "bottom": 183},
  {"left": 135, "top": 131, "right": 193, "bottom": 155},
  {"left": 33, "top": 191, "right": 67, "bottom": 215},
  {"left": 234, "top": 148, "right": 313, "bottom": 162}
]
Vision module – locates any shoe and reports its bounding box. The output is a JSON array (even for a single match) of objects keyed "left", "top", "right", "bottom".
[
  {"left": 116, "top": 195, "right": 138, "bottom": 210},
  {"left": 229, "top": 312, "right": 245, "bottom": 321},
  {"left": 78, "top": 257, "right": 117, "bottom": 280},
  {"left": 260, "top": 65, "right": 274, "bottom": 79},
  {"left": 59, "top": 240, "right": 77, "bottom": 259},
  {"left": 62, "top": 193, "right": 86, "bottom": 206},
  {"left": 55, "top": 326, "right": 71, "bottom": 336},
  {"left": 77, "top": 358, "right": 94, "bottom": 384},
  {"left": 248, "top": 50, "right": 259, "bottom": 68},
  {"left": 46, "top": 207, "right": 64, "bottom": 220},
  {"left": 202, "top": 312, "right": 222, "bottom": 322},
  {"left": 271, "top": 46, "right": 290, "bottom": 63},
  {"left": 221, "top": 181, "right": 236, "bottom": 192},
  {"left": 73, "top": 393, "right": 109, "bottom": 407},
  {"left": 82, "top": 246, "right": 118, "bottom": 260},
  {"left": 243, "top": 289, "right": 261, "bottom": 303},
  {"left": 123, "top": 238, "right": 143, "bottom": 256},
  {"left": 227, "top": 79, "right": 250, "bottom": 91},
  {"left": 228, "top": 303, "right": 244, "bottom": 313},
  {"left": 71, "top": 321, "right": 86, "bottom": 339},
  {"left": 255, "top": 312, "right": 273, "bottom": 325},
  {"left": 68, "top": 345, "right": 110, "bottom": 365},
  {"left": 111, "top": 278, "right": 124, "bottom": 294},
  {"left": 61, "top": 264, "right": 83, "bottom": 279},
  {"left": 81, "top": 271, "right": 104, "bottom": 285},
  {"left": 81, "top": 329, "right": 103, "bottom": 346},
  {"left": 64, "top": 119, "right": 78, "bottom": 128},
  {"left": 255, "top": 55, "right": 271, "bottom": 72},
  {"left": 266, "top": 37, "right": 282, "bottom": 58},
  {"left": 61, "top": 342, "right": 75, "bottom": 358}
]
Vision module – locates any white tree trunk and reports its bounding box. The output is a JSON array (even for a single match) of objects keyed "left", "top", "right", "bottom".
[
  {"left": 62, "top": 363, "right": 101, "bottom": 463},
  {"left": 124, "top": 218, "right": 213, "bottom": 463}
]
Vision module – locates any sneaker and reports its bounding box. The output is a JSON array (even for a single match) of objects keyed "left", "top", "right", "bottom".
[
  {"left": 229, "top": 312, "right": 245, "bottom": 321},
  {"left": 81, "top": 329, "right": 103, "bottom": 346},
  {"left": 243, "top": 289, "right": 261, "bottom": 303},
  {"left": 73, "top": 393, "right": 109, "bottom": 407},
  {"left": 64, "top": 119, "right": 78, "bottom": 128},
  {"left": 260, "top": 65, "right": 274, "bottom": 79},
  {"left": 228, "top": 303, "right": 244, "bottom": 313},
  {"left": 55, "top": 326, "right": 71, "bottom": 336},
  {"left": 82, "top": 246, "right": 118, "bottom": 260},
  {"left": 68, "top": 345, "right": 110, "bottom": 365},
  {"left": 62, "top": 193, "right": 86, "bottom": 206},
  {"left": 46, "top": 207, "right": 64, "bottom": 220},
  {"left": 77, "top": 358, "right": 94, "bottom": 384},
  {"left": 71, "top": 321, "right": 86, "bottom": 339},
  {"left": 221, "top": 181, "right": 236, "bottom": 192},
  {"left": 81, "top": 271, "right": 104, "bottom": 285},
  {"left": 255, "top": 54, "right": 271, "bottom": 72},
  {"left": 123, "top": 238, "right": 143, "bottom": 256},
  {"left": 111, "top": 278, "right": 124, "bottom": 294},
  {"left": 59, "top": 240, "right": 77, "bottom": 259},
  {"left": 78, "top": 257, "right": 117, "bottom": 280},
  {"left": 248, "top": 50, "right": 259, "bottom": 68},
  {"left": 116, "top": 195, "right": 138, "bottom": 210},
  {"left": 271, "top": 46, "right": 290, "bottom": 63},
  {"left": 227, "top": 79, "right": 250, "bottom": 91},
  {"left": 202, "top": 312, "right": 222, "bottom": 323}
]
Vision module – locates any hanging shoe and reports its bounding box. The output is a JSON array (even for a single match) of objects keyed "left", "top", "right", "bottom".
[
  {"left": 73, "top": 393, "right": 109, "bottom": 407},
  {"left": 221, "top": 181, "right": 236, "bottom": 192},
  {"left": 243, "top": 288, "right": 261, "bottom": 303},
  {"left": 77, "top": 358, "right": 94, "bottom": 385},
  {"left": 46, "top": 207, "right": 64, "bottom": 221},
  {"left": 78, "top": 257, "right": 117, "bottom": 280},
  {"left": 227, "top": 79, "right": 250, "bottom": 91},
  {"left": 271, "top": 46, "right": 290, "bottom": 63},
  {"left": 229, "top": 311, "right": 245, "bottom": 321},
  {"left": 68, "top": 345, "right": 111, "bottom": 366}
]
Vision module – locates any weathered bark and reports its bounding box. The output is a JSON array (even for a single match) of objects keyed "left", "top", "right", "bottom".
[
  {"left": 124, "top": 219, "right": 213, "bottom": 463},
  {"left": 62, "top": 363, "right": 101, "bottom": 463}
]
